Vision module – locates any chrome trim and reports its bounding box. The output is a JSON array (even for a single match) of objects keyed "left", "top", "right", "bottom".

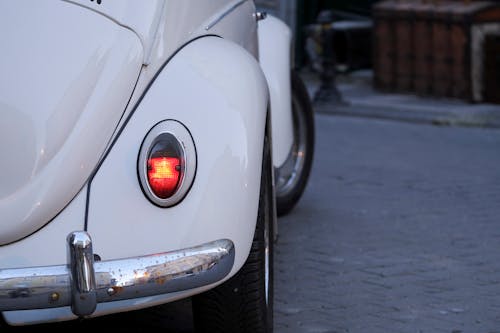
[
  {"left": 138, "top": 120, "right": 197, "bottom": 208},
  {"left": 205, "top": 0, "right": 247, "bottom": 30},
  {"left": 68, "top": 231, "right": 97, "bottom": 316},
  {"left": 0, "top": 237, "right": 234, "bottom": 317},
  {"left": 275, "top": 87, "right": 308, "bottom": 198},
  {"left": 254, "top": 11, "right": 267, "bottom": 21}
]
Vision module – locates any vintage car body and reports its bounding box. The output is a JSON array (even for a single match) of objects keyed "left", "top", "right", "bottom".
[{"left": 0, "top": 0, "right": 314, "bottom": 330}]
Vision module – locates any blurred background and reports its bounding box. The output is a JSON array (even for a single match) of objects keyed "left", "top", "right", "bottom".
[{"left": 256, "top": 0, "right": 500, "bottom": 105}]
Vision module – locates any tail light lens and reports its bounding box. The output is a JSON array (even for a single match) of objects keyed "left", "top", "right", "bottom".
[
  {"left": 147, "top": 154, "right": 181, "bottom": 199},
  {"left": 138, "top": 120, "right": 196, "bottom": 207}
]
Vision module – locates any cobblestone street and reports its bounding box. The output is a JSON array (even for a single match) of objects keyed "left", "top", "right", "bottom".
[{"left": 274, "top": 114, "right": 500, "bottom": 332}]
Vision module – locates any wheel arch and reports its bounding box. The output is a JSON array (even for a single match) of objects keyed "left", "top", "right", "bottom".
[{"left": 87, "top": 35, "right": 270, "bottom": 280}]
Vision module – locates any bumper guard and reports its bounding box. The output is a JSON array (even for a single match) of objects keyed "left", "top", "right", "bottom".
[{"left": 0, "top": 232, "right": 234, "bottom": 317}]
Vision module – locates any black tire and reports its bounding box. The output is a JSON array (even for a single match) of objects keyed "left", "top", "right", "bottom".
[
  {"left": 275, "top": 70, "right": 315, "bottom": 216},
  {"left": 192, "top": 129, "right": 274, "bottom": 333}
]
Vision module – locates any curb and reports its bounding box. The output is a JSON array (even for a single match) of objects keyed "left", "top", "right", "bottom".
[
  {"left": 301, "top": 70, "right": 500, "bottom": 129},
  {"left": 314, "top": 100, "right": 500, "bottom": 129}
]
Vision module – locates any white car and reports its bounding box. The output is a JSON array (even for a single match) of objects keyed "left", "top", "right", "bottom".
[{"left": 0, "top": 1, "right": 314, "bottom": 331}]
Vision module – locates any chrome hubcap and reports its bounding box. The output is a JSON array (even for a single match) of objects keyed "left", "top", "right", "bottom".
[{"left": 275, "top": 92, "right": 307, "bottom": 198}]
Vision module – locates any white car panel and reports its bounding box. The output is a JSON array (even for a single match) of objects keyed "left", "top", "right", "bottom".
[
  {"left": 0, "top": 188, "right": 87, "bottom": 269},
  {"left": 0, "top": 0, "right": 143, "bottom": 244},
  {"left": 258, "top": 15, "right": 295, "bottom": 167},
  {"left": 64, "top": 0, "right": 164, "bottom": 63},
  {"left": 114, "top": 1, "right": 259, "bottom": 141}
]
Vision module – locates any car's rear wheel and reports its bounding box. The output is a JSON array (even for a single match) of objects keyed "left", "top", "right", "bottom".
[
  {"left": 192, "top": 129, "right": 274, "bottom": 333},
  {"left": 275, "top": 70, "right": 315, "bottom": 216}
]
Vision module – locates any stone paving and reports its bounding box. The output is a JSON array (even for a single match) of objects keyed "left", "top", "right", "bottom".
[{"left": 274, "top": 114, "right": 500, "bottom": 332}]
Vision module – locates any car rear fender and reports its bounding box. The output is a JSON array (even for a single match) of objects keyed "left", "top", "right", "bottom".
[
  {"left": 86, "top": 35, "right": 269, "bottom": 282},
  {"left": 258, "top": 14, "right": 294, "bottom": 167}
]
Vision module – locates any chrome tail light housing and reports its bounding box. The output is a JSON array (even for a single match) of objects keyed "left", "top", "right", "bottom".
[{"left": 138, "top": 120, "right": 196, "bottom": 207}]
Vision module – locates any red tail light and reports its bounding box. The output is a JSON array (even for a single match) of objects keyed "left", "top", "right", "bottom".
[
  {"left": 138, "top": 120, "right": 197, "bottom": 207},
  {"left": 147, "top": 157, "right": 181, "bottom": 199}
]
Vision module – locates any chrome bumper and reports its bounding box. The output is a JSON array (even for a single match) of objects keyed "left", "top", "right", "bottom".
[{"left": 0, "top": 232, "right": 234, "bottom": 317}]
